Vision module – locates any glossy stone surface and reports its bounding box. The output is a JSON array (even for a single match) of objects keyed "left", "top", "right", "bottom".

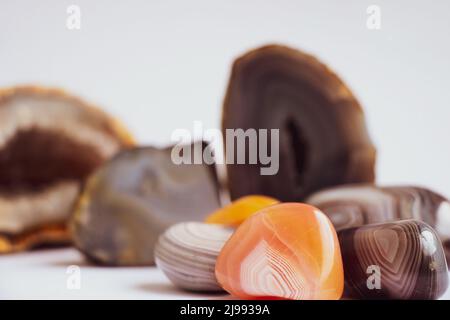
[
  {"left": 205, "top": 195, "right": 278, "bottom": 227},
  {"left": 0, "top": 86, "right": 134, "bottom": 253},
  {"left": 155, "top": 222, "right": 233, "bottom": 292},
  {"left": 339, "top": 220, "right": 449, "bottom": 299},
  {"left": 215, "top": 203, "right": 344, "bottom": 300},
  {"left": 307, "top": 185, "right": 450, "bottom": 263},
  {"left": 222, "top": 45, "right": 376, "bottom": 202},
  {"left": 70, "top": 142, "right": 220, "bottom": 266}
]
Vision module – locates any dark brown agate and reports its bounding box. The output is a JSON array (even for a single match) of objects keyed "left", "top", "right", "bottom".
[
  {"left": 70, "top": 142, "right": 221, "bottom": 266},
  {"left": 222, "top": 45, "right": 376, "bottom": 202},
  {"left": 339, "top": 220, "right": 448, "bottom": 300},
  {"left": 0, "top": 86, "right": 134, "bottom": 253},
  {"left": 307, "top": 185, "right": 450, "bottom": 264}
]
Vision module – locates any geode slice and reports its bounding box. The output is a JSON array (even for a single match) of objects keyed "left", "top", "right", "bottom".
[
  {"left": 0, "top": 86, "right": 134, "bottom": 253},
  {"left": 339, "top": 220, "right": 448, "bottom": 299},
  {"left": 155, "top": 222, "right": 233, "bottom": 292},
  {"left": 307, "top": 185, "right": 450, "bottom": 263},
  {"left": 222, "top": 45, "right": 376, "bottom": 202},
  {"left": 70, "top": 142, "right": 221, "bottom": 266}
]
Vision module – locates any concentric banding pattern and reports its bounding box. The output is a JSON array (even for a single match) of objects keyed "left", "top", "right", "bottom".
[
  {"left": 307, "top": 185, "right": 450, "bottom": 263},
  {"left": 215, "top": 203, "right": 344, "bottom": 300},
  {"left": 155, "top": 222, "right": 233, "bottom": 292},
  {"left": 339, "top": 220, "right": 449, "bottom": 299},
  {"left": 222, "top": 45, "right": 376, "bottom": 202}
]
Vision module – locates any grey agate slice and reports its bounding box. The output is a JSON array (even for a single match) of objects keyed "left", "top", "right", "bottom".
[
  {"left": 155, "top": 222, "right": 233, "bottom": 292},
  {"left": 70, "top": 142, "right": 221, "bottom": 266},
  {"left": 307, "top": 185, "right": 450, "bottom": 263}
]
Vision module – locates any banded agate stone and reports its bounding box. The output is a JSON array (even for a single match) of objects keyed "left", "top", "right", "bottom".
[
  {"left": 222, "top": 45, "right": 376, "bottom": 202},
  {"left": 307, "top": 185, "right": 450, "bottom": 263},
  {"left": 339, "top": 220, "right": 448, "bottom": 299},
  {"left": 70, "top": 142, "right": 220, "bottom": 266},
  {"left": 0, "top": 86, "right": 134, "bottom": 253},
  {"left": 155, "top": 222, "right": 233, "bottom": 292},
  {"left": 215, "top": 203, "right": 344, "bottom": 300},
  {"left": 205, "top": 195, "right": 278, "bottom": 227}
]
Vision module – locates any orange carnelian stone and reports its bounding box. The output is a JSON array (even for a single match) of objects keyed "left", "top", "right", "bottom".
[
  {"left": 215, "top": 203, "right": 344, "bottom": 300},
  {"left": 205, "top": 195, "right": 278, "bottom": 227}
]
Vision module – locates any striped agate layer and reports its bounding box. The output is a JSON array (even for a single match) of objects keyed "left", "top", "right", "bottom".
[
  {"left": 215, "top": 203, "right": 344, "bottom": 300},
  {"left": 222, "top": 45, "right": 375, "bottom": 202},
  {"left": 307, "top": 185, "right": 450, "bottom": 263},
  {"left": 155, "top": 222, "right": 233, "bottom": 292},
  {"left": 0, "top": 86, "right": 134, "bottom": 253},
  {"left": 339, "top": 220, "right": 448, "bottom": 299},
  {"left": 70, "top": 142, "right": 220, "bottom": 266}
]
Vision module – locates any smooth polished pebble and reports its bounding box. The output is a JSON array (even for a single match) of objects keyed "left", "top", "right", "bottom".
[
  {"left": 215, "top": 203, "right": 344, "bottom": 300},
  {"left": 339, "top": 219, "right": 449, "bottom": 299},
  {"left": 307, "top": 185, "right": 450, "bottom": 263},
  {"left": 205, "top": 195, "right": 278, "bottom": 227},
  {"left": 155, "top": 222, "right": 233, "bottom": 292}
]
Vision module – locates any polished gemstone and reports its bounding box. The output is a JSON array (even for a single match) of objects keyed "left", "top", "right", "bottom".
[
  {"left": 307, "top": 185, "right": 450, "bottom": 263},
  {"left": 155, "top": 222, "right": 233, "bottom": 292},
  {"left": 339, "top": 220, "right": 449, "bottom": 299},
  {"left": 215, "top": 203, "right": 344, "bottom": 300},
  {"left": 70, "top": 142, "right": 220, "bottom": 265},
  {"left": 222, "top": 45, "right": 376, "bottom": 202},
  {"left": 205, "top": 195, "right": 278, "bottom": 227}
]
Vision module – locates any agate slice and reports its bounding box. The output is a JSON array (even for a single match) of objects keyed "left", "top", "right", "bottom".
[
  {"left": 339, "top": 220, "right": 449, "bottom": 299},
  {"left": 0, "top": 86, "right": 134, "bottom": 253},
  {"left": 215, "top": 203, "right": 344, "bottom": 300},
  {"left": 205, "top": 195, "right": 278, "bottom": 227},
  {"left": 155, "top": 222, "right": 233, "bottom": 292},
  {"left": 70, "top": 142, "right": 221, "bottom": 266},
  {"left": 307, "top": 185, "right": 450, "bottom": 263},
  {"left": 222, "top": 45, "right": 376, "bottom": 202}
]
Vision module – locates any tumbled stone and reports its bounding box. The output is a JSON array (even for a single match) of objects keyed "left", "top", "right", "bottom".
[
  {"left": 215, "top": 203, "right": 344, "bottom": 300},
  {"left": 339, "top": 220, "right": 449, "bottom": 299},
  {"left": 307, "top": 185, "right": 450, "bottom": 263},
  {"left": 222, "top": 45, "right": 376, "bottom": 202},
  {"left": 155, "top": 222, "right": 233, "bottom": 292},
  {"left": 70, "top": 142, "right": 220, "bottom": 266},
  {"left": 205, "top": 195, "right": 278, "bottom": 227}
]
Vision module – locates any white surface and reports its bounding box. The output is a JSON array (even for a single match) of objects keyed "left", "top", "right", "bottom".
[
  {"left": 0, "top": 248, "right": 229, "bottom": 300},
  {"left": 0, "top": 248, "right": 448, "bottom": 300}
]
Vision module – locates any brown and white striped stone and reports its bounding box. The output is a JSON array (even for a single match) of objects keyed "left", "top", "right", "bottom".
[
  {"left": 307, "top": 185, "right": 450, "bottom": 263},
  {"left": 338, "top": 220, "right": 448, "bottom": 299},
  {"left": 155, "top": 222, "right": 233, "bottom": 292}
]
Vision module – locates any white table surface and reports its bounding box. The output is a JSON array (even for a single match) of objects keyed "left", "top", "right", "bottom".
[{"left": 0, "top": 248, "right": 449, "bottom": 300}]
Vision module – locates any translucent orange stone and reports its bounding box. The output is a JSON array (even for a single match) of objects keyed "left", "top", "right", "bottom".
[
  {"left": 205, "top": 195, "right": 278, "bottom": 227},
  {"left": 215, "top": 203, "right": 344, "bottom": 300}
]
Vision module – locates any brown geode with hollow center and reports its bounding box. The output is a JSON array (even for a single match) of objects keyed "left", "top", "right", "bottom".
[
  {"left": 222, "top": 45, "right": 376, "bottom": 201},
  {"left": 0, "top": 86, "right": 134, "bottom": 253}
]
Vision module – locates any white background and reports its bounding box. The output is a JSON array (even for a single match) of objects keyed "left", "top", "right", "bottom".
[{"left": 0, "top": 0, "right": 449, "bottom": 299}]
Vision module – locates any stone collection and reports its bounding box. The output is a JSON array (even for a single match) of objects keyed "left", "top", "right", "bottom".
[
  {"left": 0, "top": 45, "right": 448, "bottom": 301},
  {"left": 307, "top": 185, "right": 450, "bottom": 263}
]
